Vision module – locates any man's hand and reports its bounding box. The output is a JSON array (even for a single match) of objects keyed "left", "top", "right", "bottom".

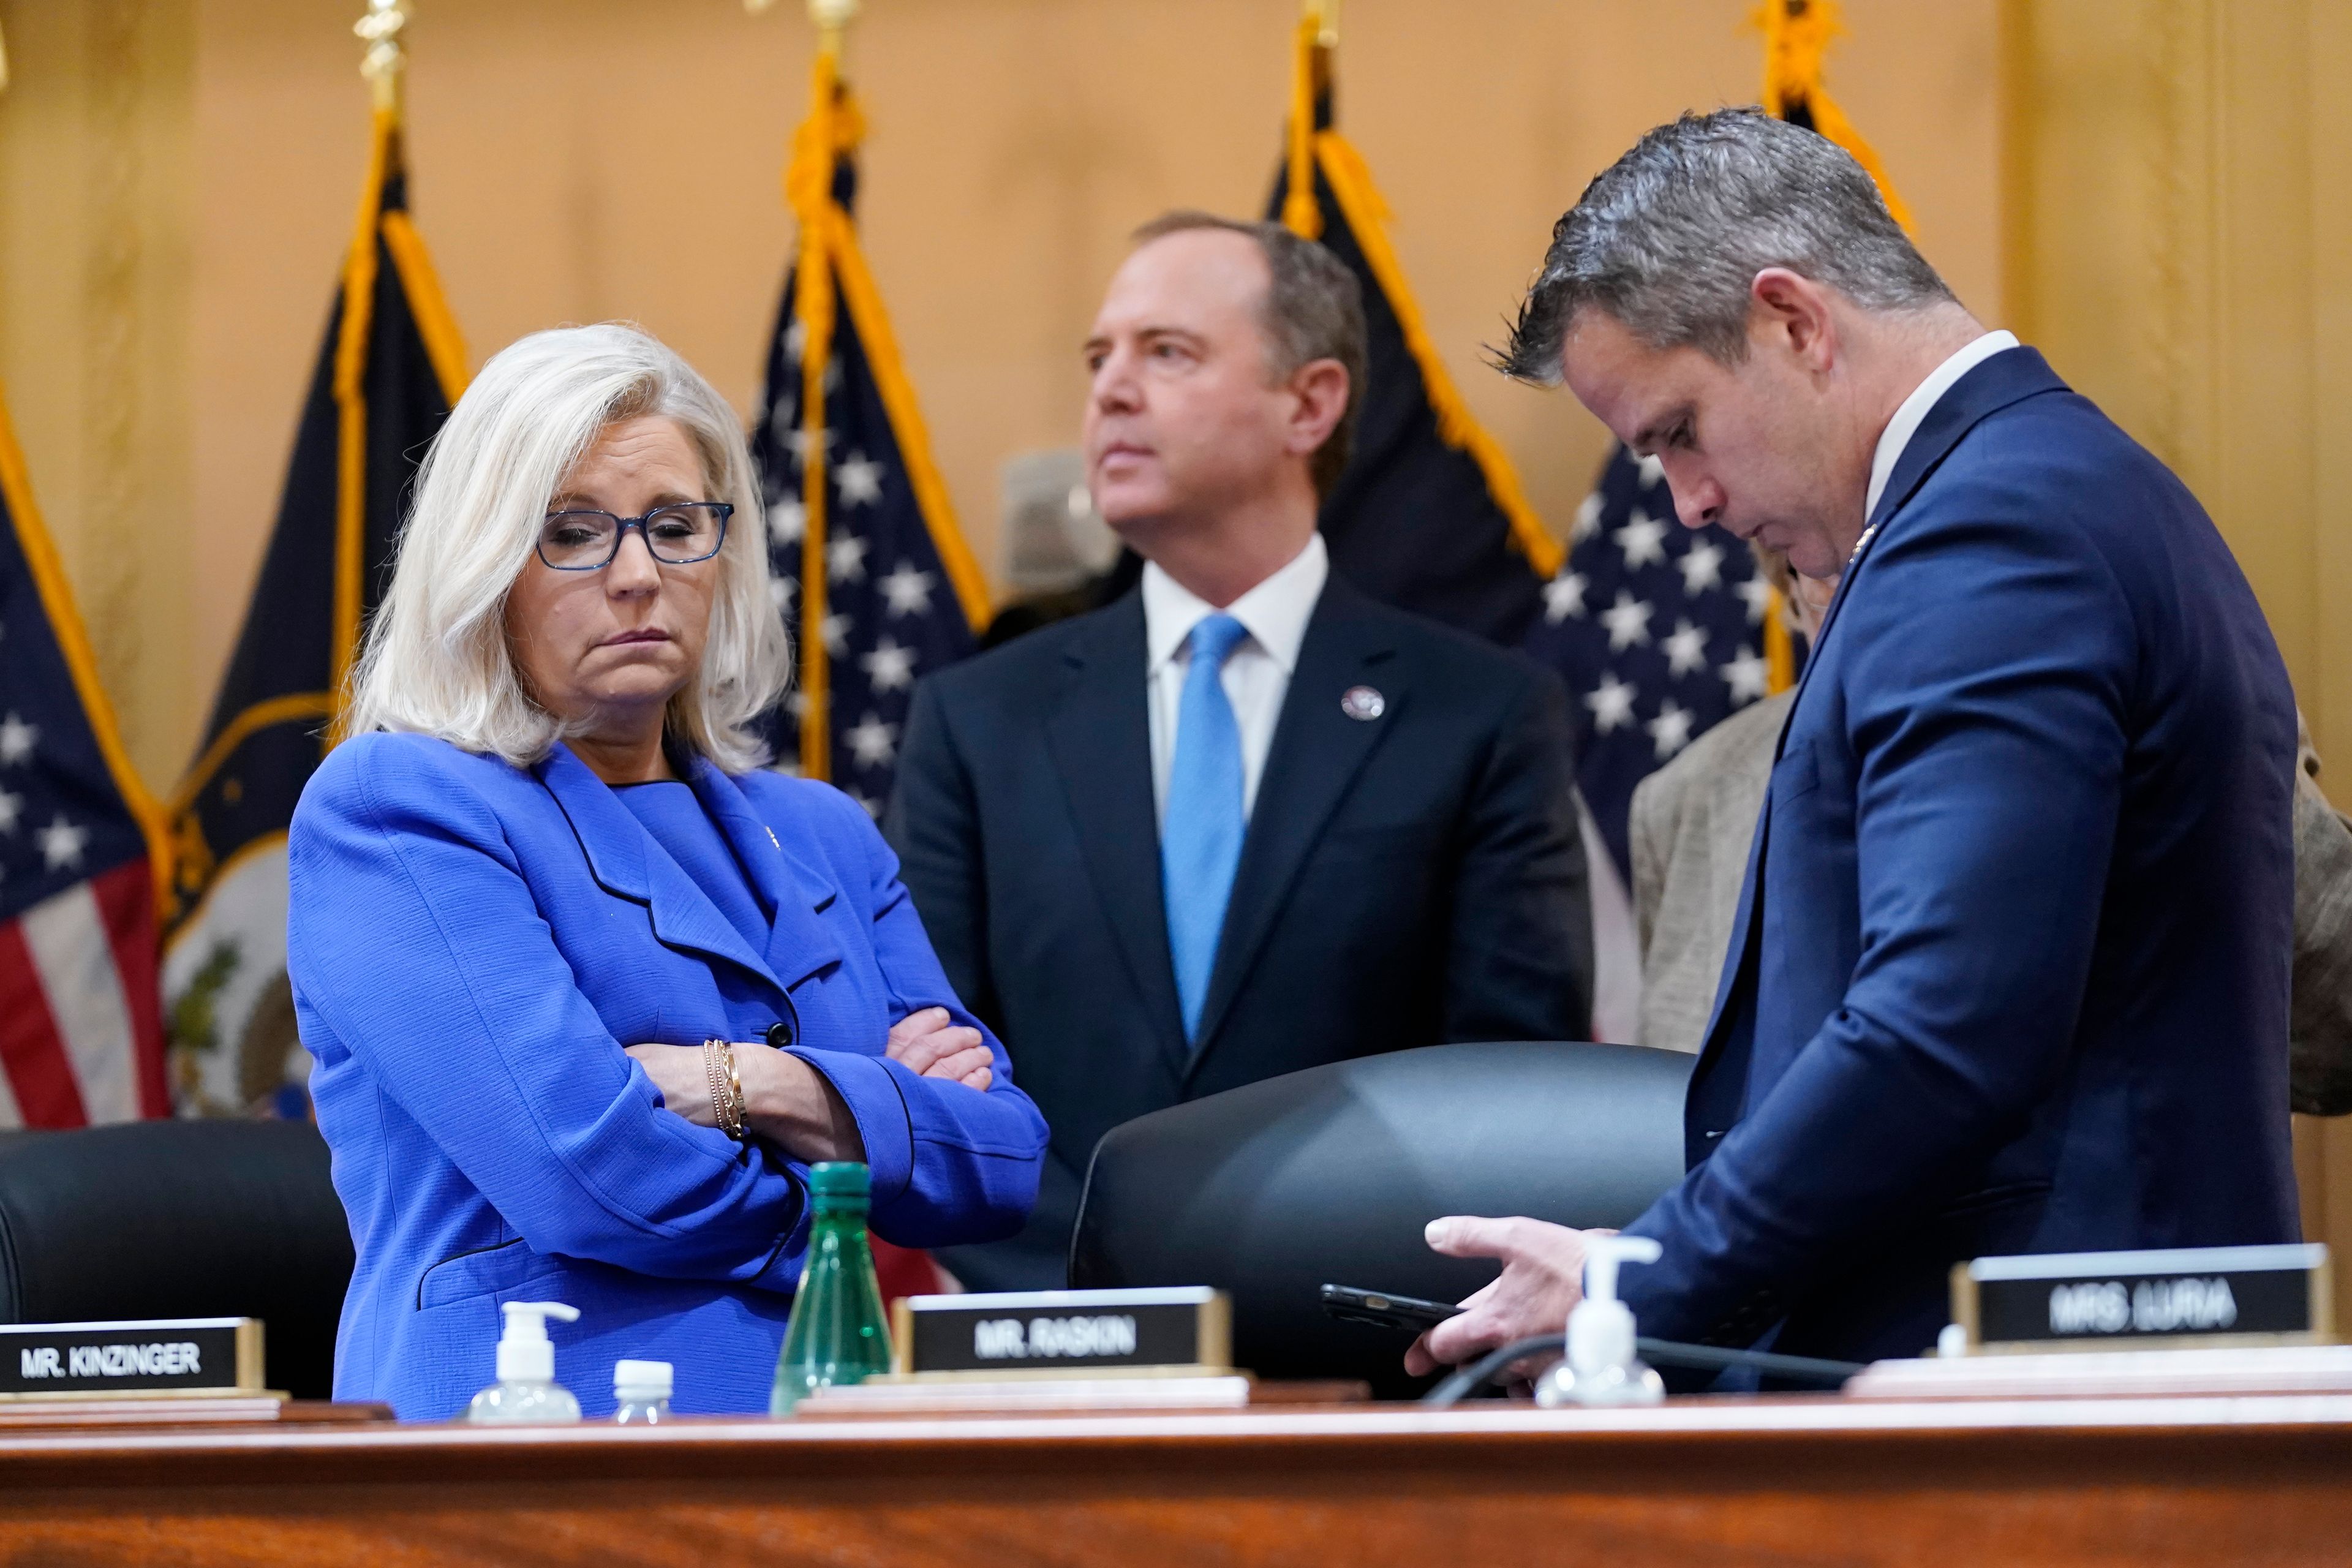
[
  {"left": 1403, "top": 1217, "right": 1614, "bottom": 1377},
  {"left": 886, "top": 1007, "right": 993, "bottom": 1091}
]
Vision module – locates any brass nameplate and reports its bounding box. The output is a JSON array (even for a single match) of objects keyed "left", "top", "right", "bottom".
[
  {"left": 0, "top": 1318, "right": 268, "bottom": 1400},
  {"left": 1952, "top": 1244, "right": 2332, "bottom": 1354},
  {"left": 890, "top": 1287, "right": 1231, "bottom": 1377}
]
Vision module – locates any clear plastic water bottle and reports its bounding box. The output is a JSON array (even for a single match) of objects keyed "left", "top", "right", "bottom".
[{"left": 612, "top": 1359, "right": 673, "bottom": 1425}]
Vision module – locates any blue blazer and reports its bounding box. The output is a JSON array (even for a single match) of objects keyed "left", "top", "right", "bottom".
[
  {"left": 1620, "top": 349, "right": 2300, "bottom": 1365},
  {"left": 288, "top": 733, "right": 1047, "bottom": 1419}
]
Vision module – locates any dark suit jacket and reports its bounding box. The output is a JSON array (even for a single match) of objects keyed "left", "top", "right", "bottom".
[
  {"left": 1621, "top": 349, "right": 2301, "bottom": 1366},
  {"left": 887, "top": 573, "right": 1595, "bottom": 1288}
]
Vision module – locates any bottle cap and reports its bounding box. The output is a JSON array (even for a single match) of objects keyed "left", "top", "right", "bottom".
[
  {"left": 613, "top": 1359, "right": 674, "bottom": 1397},
  {"left": 809, "top": 1161, "right": 869, "bottom": 1199},
  {"left": 494, "top": 1300, "right": 579, "bottom": 1384}
]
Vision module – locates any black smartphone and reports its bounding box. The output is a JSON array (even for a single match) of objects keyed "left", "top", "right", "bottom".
[{"left": 1319, "top": 1283, "right": 1466, "bottom": 1333}]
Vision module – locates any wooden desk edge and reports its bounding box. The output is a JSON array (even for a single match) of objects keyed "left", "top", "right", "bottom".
[{"left": 1, "top": 1392, "right": 2350, "bottom": 1487}]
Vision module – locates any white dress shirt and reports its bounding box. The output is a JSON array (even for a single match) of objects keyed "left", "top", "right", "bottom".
[
  {"left": 1142, "top": 532, "right": 1329, "bottom": 825},
  {"left": 1864, "top": 329, "right": 2021, "bottom": 524}
]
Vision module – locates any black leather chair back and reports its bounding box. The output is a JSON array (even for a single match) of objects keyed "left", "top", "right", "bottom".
[
  {"left": 1071, "top": 1041, "right": 1692, "bottom": 1395},
  {"left": 0, "top": 1120, "right": 355, "bottom": 1400}
]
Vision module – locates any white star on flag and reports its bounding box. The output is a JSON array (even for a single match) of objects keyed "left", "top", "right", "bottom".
[
  {"left": 1721, "top": 647, "right": 1769, "bottom": 705},
  {"left": 1599, "top": 590, "right": 1654, "bottom": 652},
  {"left": 877, "top": 562, "right": 936, "bottom": 618},
  {"left": 1574, "top": 490, "right": 1605, "bottom": 541},
  {"left": 1736, "top": 576, "right": 1774, "bottom": 624},
  {"left": 1615, "top": 511, "right": 1668, "bottom": 570},
  {"left": 843, "top": 786, "right": 883, "bottom": 821},
  {"left": 820, "top": 612, "right": 853, "bottom": 657},
  {"left": 784, "top": 319, "right": 808, "bottom": 364},
  {"left": 861, "top": 637, "right": 917, "bottom": 693},
  {"left": 1637, "top": 452, "right": 1667, "bottom": 488},
  {"left": 826, "top": 532, "right": 869, "bottom": 584},
  {"left": 835, "top": 451, "right": 885, "bottom": 508},
  {"left": 1541, "top": 570, "right": 1588, "bottom": 624},
  {"left": 767, "top": 496, "right": 807, "bottom": 545},
  {"left": 0, "top": 713, "right": 36, "bottom": 766},
  {"left": 788, "top": 427, "right": 836, "bottom": 466},
  {"left": 767, "top": 576, "right": 797, "bottom": 614},
  {"left": 37, "top": 815, "right": 87, "bottom": 872},
  {"left": 0, "top": 788, "right": 20, "bottom": 834},
  {"left": 767, "top": 396, "right": 799, "bottom": 450},
  {"left": 843, "top": 712, "right": 900, "bottom": 770},
  {"left": 1678, "top": 539, "right": 1725, "bottom": 595},
  {"left": 1662, "top": 618, "right": 1710, "bottom": 677},
  {"left": 1585, "top": 673, "right": 1638, "bottom": 735},
  {"left": 1647, "top": 699, "right": 1696, "bottom": 760}
]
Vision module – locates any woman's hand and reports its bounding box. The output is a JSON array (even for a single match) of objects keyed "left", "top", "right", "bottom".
[
  {"left": 886, "top": 1007, "right": 993, "bottom": 1091},
  {"left": 624, "top": 1043, "right": 720, "bottom": 1128}
]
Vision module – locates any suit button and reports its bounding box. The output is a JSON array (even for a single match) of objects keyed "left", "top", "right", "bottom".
[{"left": 767, "top": 1020, "right": 796, "bottom": 1049}]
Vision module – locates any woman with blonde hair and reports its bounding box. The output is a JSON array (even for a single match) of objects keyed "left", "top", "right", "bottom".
[{"left": 290, "top": 322, "right": 1044, "bottom": 1420}]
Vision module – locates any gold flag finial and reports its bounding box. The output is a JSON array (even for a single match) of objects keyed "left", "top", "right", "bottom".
[
  {"left": 747, "top": 0, "right": 859, "bottom": 59},
  {"left": 355, "top": 0, "right": 410, "bottom": 113},
  {"left": 1304, "top": 0, "right": 1339, "bottom": 49},
  {"left": 808, "top": 0, "right": 860, "bottom": 58}
]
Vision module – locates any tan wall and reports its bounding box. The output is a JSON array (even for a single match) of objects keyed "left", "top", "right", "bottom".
[
  {"left": 2005, "top": 0, "right": 2352, "bottom": 1255},
  {"left": 1, "top": 0, "right": 2002, "bottom": 788}
]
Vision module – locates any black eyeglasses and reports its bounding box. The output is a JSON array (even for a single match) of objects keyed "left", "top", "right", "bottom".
[{"left": 537, "top": 502, "right": 734, "bottom": 571}]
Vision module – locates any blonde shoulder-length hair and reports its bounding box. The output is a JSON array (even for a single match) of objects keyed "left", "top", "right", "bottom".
[{"left": 348, "top": 322, "right": 789, "bottom": 772}]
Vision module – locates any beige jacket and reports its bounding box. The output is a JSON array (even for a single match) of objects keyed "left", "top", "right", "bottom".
[
  {"left": 2291, "top": 726, "right": 2352, "bottom": 1114},
  {"left": 1627, "top": 692, "right": 1792, "bottom": 1055}
]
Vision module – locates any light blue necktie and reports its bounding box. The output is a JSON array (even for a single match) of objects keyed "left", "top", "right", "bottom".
[{"left": 1161, "top": 613, "right": 1250, "bottom": 1045}]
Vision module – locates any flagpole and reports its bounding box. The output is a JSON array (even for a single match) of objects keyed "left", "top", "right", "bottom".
[{"left": 774, "top": 0, "right": 862, "bottom": 780}]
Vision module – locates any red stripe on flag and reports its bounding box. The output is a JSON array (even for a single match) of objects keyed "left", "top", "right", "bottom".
[
  {"left": 91, "top": 859, "right": 169, "bottom": 1118},
  {"left": 0, "top": 922, "right": 89, "bottom": 1128}
]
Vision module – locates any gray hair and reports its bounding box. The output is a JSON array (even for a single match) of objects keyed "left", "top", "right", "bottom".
[
  {"left": 1131, "top": 210, "right": 1366, "bottom": 499},
  {"left": 1498, "top": 108, "right": 1954, "bottom": 380},
  {"left": 347, "top": 322, "right": 788, "bottom": 772}
]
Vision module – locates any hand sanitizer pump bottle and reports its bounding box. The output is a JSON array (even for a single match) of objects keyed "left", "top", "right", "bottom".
[
  {"left": 465, "top": 1302, "right": 583, "bottom": 1425},
  {"left": 1537, "top": 1236, "right": 1666, "bottom": 1409}
]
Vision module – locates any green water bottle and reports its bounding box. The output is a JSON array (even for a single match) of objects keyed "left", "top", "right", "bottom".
[{"left": 771, "top": 1161, "right": 893, "bottom": 1415}]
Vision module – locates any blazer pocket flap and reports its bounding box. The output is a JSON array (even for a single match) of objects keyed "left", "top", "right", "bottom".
[
  {"left": 1769, "top": 740, "right": 1825, "bottom": 805},
  {"left": 418, "top": 1238, "right": 545, "bottom": 1310}
]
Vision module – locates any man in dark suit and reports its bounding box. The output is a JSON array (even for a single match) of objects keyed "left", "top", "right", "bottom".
[
  {"left": 888, "top": 212, "right": 1594, "bottom": 1290},
  {"left": 1412, "top": 109, "right": 2299, "bottom": 1374}
]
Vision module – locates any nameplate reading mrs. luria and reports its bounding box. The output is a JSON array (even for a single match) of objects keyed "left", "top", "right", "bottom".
[
  {"left": 0, "top": 1319, "right": 266, "bottom": 1400},
  {"left": 1953, "top": 1244, "right": 2332, "bottom": 1354},
  {"left": 891, "top": 1287, "right": 1231, "bottom": 1377}
]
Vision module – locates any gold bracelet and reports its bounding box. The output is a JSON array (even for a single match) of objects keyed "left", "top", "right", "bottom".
[
  {"left": 703, "top": 1039, "right": 746, "bottom": 1141},
  {"left": 723, "top": 1042, "right": 747, "bottom": 1139}
]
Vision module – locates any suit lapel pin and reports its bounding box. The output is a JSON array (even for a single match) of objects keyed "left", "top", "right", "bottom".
[{"left": 1340, "top": 685, "right": 1386, "bottom": 722}]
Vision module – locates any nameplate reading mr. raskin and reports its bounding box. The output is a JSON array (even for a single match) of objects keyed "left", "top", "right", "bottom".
[
  {"left": 895, "top": 1287, "right": 1230, "bottom": 1376},
  {"left": 1954, "top": 1244, "right": 2331, "bottom": 1353},
  {"left": 0, "top": 1319, "right": 264, "bottom": 1398}
]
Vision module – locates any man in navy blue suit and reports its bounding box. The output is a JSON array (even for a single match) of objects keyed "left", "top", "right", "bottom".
[
  {"left": 1411, "top": 110, "right": 2301, "bottom": 1374},
  {"left": 888, "top": 213, "right": 1594, "bottom": 1291}
]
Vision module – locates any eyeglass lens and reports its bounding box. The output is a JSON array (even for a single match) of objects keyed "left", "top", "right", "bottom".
[{"left": 540, "top": 504, "right": 727, "bottom": 569}]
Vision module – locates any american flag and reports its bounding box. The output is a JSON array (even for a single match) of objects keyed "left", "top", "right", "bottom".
[
  {"left": 0, "top": 390, "right": 170, "bottom": 1127},
  {"left": 751, "top": 72, "right": 985, "bottom": 812},
  {"left": 1522, "top": 444, "right": 1794, "bottom": 930}
]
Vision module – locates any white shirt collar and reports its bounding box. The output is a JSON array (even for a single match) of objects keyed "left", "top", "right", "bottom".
[
  {"left": 1864, "top": 329, "right": 2021, "bottom": 524},
  {"left": 1142, "top": 530, "right": 1329, "bottom": 674}
]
